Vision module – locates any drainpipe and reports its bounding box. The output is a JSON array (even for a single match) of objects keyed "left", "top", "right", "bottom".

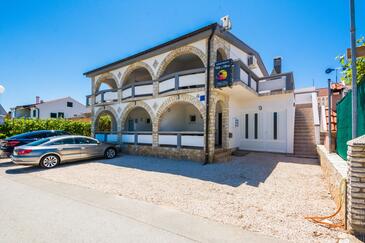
[{"left": 204, "top": 24, "right": 217, "bottom": 164}]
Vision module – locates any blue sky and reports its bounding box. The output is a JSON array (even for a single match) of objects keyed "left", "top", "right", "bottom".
[{"left": 0, "top": 0, "right": 364, "bottom": 111}]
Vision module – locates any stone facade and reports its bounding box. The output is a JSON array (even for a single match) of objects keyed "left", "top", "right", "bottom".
[
  {"left": 87, "top": 29, "right": 293, "bottom": 162},
  {"left": 347, "top": 135, "right": 365, "bottom": 236},
  {"left": 122, "top": 144, "right": 205, "bottom": 162},
  {"left": 89, "top": 36, "right": 235, "bottom": 163}
]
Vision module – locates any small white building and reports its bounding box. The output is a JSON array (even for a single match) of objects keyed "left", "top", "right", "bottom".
[
  {"left": 84, "top": 22, "right": 296, "bottom": 162},
  {"left": 11, "top": 96, "right": 89, "bottom": 119},
  {"left": 0, "top": 104, "right": 6, "bottom": 125}
]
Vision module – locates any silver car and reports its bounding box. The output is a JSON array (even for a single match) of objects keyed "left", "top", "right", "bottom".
[{"left": 11, "top": 135, "right": 117, "bottom": 168}]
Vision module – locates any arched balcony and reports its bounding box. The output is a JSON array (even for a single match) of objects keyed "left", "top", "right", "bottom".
[
  {"left": 94, "top": 110, "right": 118, "bottom": 143},
  {"left": 158, "top": 53, "right": 206, "bottom": 94},
  {"left": 121, "top": 106, "right": 153, "bottom": 145},
  {"left": 157, "top": 102, "right": 204, "bottom": 148},
  {"left": 88, "top": 75, "right": 119, "bottom": 105},
  {"left": 121, "top": 66, "right": 154, "bottom": 99}
]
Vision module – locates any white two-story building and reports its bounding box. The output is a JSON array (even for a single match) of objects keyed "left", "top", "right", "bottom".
[{"left": 84, "top": 22, "right": 295, "bottom": 162}]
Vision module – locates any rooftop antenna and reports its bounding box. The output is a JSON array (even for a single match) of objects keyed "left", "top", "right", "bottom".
[{"left": 220, "top": 15, "right": 232, "bottom": 31}]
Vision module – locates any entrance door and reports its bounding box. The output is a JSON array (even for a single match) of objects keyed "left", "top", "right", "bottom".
[{"left": 217, "top": 112, "right": 222, "bottom": 147}]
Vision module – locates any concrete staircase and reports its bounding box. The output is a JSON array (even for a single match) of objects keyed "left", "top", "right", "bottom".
[{"left": 294, "top": 104, "right": 318, "bottom": 158}]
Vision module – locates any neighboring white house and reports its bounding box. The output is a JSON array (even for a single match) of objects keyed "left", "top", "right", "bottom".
[
  {"left": 11, "top": 96, "right": 89, "bottom": 119},
  {"left": 0, "top": 104, "right": 6, "bottom": 125},
  {"left": 84, "top": 22, "right": 295, "bottom": 162}
]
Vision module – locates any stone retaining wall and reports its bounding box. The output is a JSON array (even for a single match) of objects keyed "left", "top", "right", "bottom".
[
  {"left": 346, "top": 135, "right": 365, "bottom": 236},
  {"left": 317, "top": 145, "right": 347, "bottom": 221},
  {"left": 121, "top": 145, "right": 205, "bottom": 162}
]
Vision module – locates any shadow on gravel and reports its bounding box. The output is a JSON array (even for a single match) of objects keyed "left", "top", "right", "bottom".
[
  {"left": 98, "top": 153, "right": 319, "bottom": 187},
  {"left": 5, "top": 159, "right": 97, "bottom": 175},
  {"left": 0, "top": 161, "right": 14, "bottom": 167}
]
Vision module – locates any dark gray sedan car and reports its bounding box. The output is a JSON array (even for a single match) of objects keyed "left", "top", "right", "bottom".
[{"left": 11, "top": 135, "right": 117, "bottom": 168}]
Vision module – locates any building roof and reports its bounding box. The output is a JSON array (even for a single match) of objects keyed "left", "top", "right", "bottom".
[
  {"left": 12, "top": 96, "right": 85, "bottom": 110},
  {"left": 83, "top": 23, "right": 270, "bottom": 77},
  {"left": 0, "top": 104, "right": 6, "bottom": 116}
]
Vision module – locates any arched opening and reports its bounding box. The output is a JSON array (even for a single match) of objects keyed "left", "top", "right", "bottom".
[
  {"left": 159, "top": 102, "right": 203, "bottom": 132},
  {"left": 123, "top": 67, "right": 153, "bottom": 88},
  {"left": 216, "top": 48, "right": 227, "bottom": 62},
  {"left": 215, "top": 101, "right": 223, "bottom": 147},
  {"left": 123, "top": 107, "right": 152, "bottom": 132},
  {"left": 95, "top": 77, "right": 118, "bottom": 93},
  {"left": 94, "top": 76, "right": 119, "bottom": 104},
  {"left": 158, "top": 102, "right": 204, "bottom": 148},
  {"left": 95, "top": 111, "right": 117, "bottom": 132},
  {"left": 161, "top": 53, "right": 205, "bottom": 77}
]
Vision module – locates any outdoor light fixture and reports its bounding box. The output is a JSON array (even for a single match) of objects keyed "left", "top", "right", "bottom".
[{"left": 325, "top": 67, "right": 341, "bottom": 83}]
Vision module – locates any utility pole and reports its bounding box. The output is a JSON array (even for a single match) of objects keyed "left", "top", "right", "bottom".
[
  {"left": 350, "top": 0, "right": 358, "bottom": 138},
  {"left": 328, "top": 79, "right": 332, "bottom": 152}
]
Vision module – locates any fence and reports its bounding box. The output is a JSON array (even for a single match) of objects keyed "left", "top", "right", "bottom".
[{"left": 337, "top": 79, "right": 365, "bottom": 160}]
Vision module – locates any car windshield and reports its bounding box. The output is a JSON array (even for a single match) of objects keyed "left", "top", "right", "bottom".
[{"left": 26, "top": 138, "right": 50, "bottom": 146}]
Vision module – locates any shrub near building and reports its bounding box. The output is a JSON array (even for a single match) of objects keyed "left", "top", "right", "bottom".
[{"left": 0, "top": 118, "right": 91, "bottom": 139}]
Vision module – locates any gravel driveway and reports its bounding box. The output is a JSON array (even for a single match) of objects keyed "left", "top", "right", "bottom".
[{"left": 5, "top": 152, "right": 349, "bottom": 242}]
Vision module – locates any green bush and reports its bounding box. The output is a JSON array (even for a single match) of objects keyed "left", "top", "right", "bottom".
[{"left": 0, "top": 118, "right": 91, "bottom": 138}]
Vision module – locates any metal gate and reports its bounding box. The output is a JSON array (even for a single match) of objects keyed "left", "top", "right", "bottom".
[{"left": 337, "top": 79, "right": 365, "bottom": 160}]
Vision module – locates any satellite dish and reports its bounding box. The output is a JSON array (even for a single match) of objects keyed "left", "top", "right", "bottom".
[{"left": 0, "top": 85, "right": 5, "bottom": 94}]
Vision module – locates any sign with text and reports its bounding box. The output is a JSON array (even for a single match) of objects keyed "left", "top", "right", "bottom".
[
  {"left": 214, "top": 59, "right": 233, "bottom": 88},
  {"left": 347, "top": 46, "right": 365, "bottom": 58}
]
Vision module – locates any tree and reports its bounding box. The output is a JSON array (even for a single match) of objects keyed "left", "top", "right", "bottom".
[{"left": 337, "top": 37, "right": 365, "bottom": 85}]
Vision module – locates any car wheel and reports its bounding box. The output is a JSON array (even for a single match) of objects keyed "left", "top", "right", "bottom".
[
  {"left": 40, "top": 154, "right": 60, "bottom": 169},
  {"left": 105, "top": 148, "right": 116, "bottom": 159}
]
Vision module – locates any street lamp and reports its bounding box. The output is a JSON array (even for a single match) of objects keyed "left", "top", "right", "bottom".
[{"left": 325, "top": 67, "right": 341, "bottom": 83}]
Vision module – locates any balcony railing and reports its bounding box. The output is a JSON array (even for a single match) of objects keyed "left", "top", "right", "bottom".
[
  {"left": 95, "top": 132, "right": 119, "bottom": 143},
  {"left": 158, "top": 68, "right": 206, "bottom": 94},
  {"left": 95, "top": 89, "right": 118, "bottom": 104},
  {"left": 121, "top": 131, "right": 153, "bottom": 145},
  {"left": 122, "top": 81, "right": 153, "bottom": 100},
  {"left": 158, "top": 131, "right": 204, "bottom": 148},
  {"left": 257, "top": 73, "right": 293, "bottom": 94},
  {"left": 87, "top": 69, "right": 206, "bottom": 105},
  {"left": 233, "top": 60, "right": 258, "bottom": 92}
]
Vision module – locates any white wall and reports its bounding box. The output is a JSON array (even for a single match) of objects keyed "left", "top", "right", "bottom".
[
  {"left": 294, "top": 87, "right": 316, "bottom": 105},
  {"left": 125, "top": 107, "right": 152, "bottom": 131},
  {"left": 228, "top": 93, "right": 295, "bottom": 153},
  {"left": 37, "top": 97, "right": 89, "bottom": 119},
  {"left": 159, "top": 103, "right": 203, "bottom": 132},
  {"left": 229, "top": 44, "right": 264, "bottom": 78}
]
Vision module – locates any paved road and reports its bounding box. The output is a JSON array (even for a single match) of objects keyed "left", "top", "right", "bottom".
[{"left": 0, "top": 160, "right": 285, "bottom": 243}]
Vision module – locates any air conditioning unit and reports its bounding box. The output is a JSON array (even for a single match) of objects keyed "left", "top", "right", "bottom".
[{"left": 247, "top": 55, "right": 256, "bottom": 68}]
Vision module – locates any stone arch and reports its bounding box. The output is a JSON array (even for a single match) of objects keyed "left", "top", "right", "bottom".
[
  {"left": 156, "top": 46, "right": 207, "bottom": 78},
  {"left": 94, "top": 73, "right": 119, "bottom": 93},
  {"left": 93, "top": 106, "right": 119, "bottom": 132},
  {"left": 216, "top": 48, "right": 228, "bottom": 62},
  {"left": 120, "top": 101, "right": 155, "bottom": 131},
  {"left": 155, "top": 94, "right": 206, "bottom": 131},
  {"left": 120, "top": 62, "right": 155, "bottom": 87},
  {"left": 213, "top": 36, "right": 230, "bottom": 63},
  {"left": 209, "top": 94, "right": 229, "bottom": 150}
]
